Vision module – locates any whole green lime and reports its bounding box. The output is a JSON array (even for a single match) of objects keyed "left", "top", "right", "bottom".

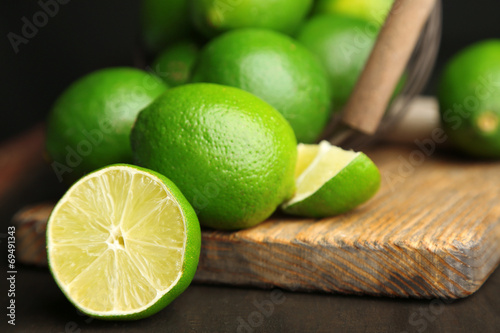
[
  {"left": 152, "top": 41, "right": 199, "bottom": 87},
  {"left": 190, "top": 0, "right": 313, "bottom": 38},
  {"left": 439, "top": 39, "right": 500, "bottom": 158},
  {"left": 297, "top": 14, "right": 377, "bottom": 112},
  {"left": 314, "top": 0, "right": 393, "bottom": 26},
  {"left": 191, "top": 28, "right": 331, "bottom": 143},
  {"left": 46, "top": 67, "right": 168, "bottom": 182},
  {"left": 141, "top": 0, "right": 193, "bottom": 54},
  {"left": 131, "top": 83, "right": 297, "bottom": 230}
]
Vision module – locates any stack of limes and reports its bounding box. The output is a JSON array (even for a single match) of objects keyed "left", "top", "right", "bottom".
[
  {"left": 143, "top": 0, "right": 402, "bottom": 140},
  {"left": 44, "top": 0, "right": 386, "bottom": 320}
]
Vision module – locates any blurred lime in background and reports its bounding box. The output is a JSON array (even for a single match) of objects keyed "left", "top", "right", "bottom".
[
  {"left": 190, "top": 0, "right": 313, "bottom": 38},
  {"left": 192, "top": 28, "right": 331, "bottom": 143},
  {"left": 46, "top": 67, "right": 168, "bottom": 182},
  {"left": 141, "top": 0, "right": 193, "bottom": 54},
  {"left": 151, "top": 41, "right": 200, "bottom": 87},
  {"left": 313, "top": 0, "right": 394, "bottom": 27},
  {"left": 439, "top": 39, "right": 500, "bottom": 158}
]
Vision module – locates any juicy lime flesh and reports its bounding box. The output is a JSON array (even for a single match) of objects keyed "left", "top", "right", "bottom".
[
  {"left": 294, "top": 144, "right": 320, "bottom": 178},
  {"left": 48, "top": 166, "right": 186, "bottom": 315},
  {"left": 293, "top": 141, "right": 358, "bottom": 204}
]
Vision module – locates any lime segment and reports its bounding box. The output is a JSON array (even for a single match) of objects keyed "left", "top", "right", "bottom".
[
  {"left": 293, "top": 141, "right": 359, "bottom": 204},
  {"left": 282, "top": 141, "right": 381, "bottom": 217}
]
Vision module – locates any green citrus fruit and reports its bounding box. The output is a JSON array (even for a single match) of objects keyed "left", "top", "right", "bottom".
[
  {"left": 47, "top": 164, "right": 201, "bottom": 319},
  {"left": 314, "top": 0, "right": 393, "bottom": 26},
  {"left": 141, "top": 0, "right": 193, "bottom": 54},
  {"left": 282, "top": 141, "right": 381, "bottom": 217},
  {"left": 439, "top": 39, "right": 500, "bottom": 158},
  {"left": 46, "top": 67, "right": 168, "bottom": 183},
  {"left": 190, "top": 0, "right": 313, "bottom": 38},
  {"left": 151, "top": 41, "right": 199, "bottom": 87},
  {"left": 191, "top": 28, "right": 331, "bottom": 143},
  {"left": 297, "top": 14, "right": 378, "bottom": 112},
  {"left": 131, "top": 83, "right": 297, "bottom": 230}
]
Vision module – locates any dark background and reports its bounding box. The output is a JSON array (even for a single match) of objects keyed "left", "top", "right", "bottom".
[
  {"left": 1, "top": 0, "right": 500, "bottom": 142},
  {"left": 1, "top": 2, "right": 499, "bottom": 332}
]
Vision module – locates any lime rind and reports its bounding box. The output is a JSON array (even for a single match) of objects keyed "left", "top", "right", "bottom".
[
  {"left": 282, "top": 143, "right": 381, "bottom": 218},
  {"left": 45, "top": 68, "right": 168, "bottom": 183},
  {"left": 473, "top": 110, "right": 500, "bottom": 136},
  {"left": 47, "top": 164, "right": 201, "bottom": 320},
  {"left": 131, "top": 83, "right": 297, "bottom": 230},
  {"left": 291, "top": 141, "right": 359, "bottom": 205},
  {"left": 438, "top": 39, "right": 500, "bottom": 158}
]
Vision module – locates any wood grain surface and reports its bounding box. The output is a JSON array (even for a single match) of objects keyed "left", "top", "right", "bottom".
[
  {"left": 195, "top": 144, "right": 500, "bottom": 298},
  {"left": 11, "top": 142, "right": 500, "bottom": 299}
]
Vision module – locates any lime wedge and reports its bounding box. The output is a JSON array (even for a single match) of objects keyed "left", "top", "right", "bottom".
[
  {"left": 282, "top": 141, "right": 381, "bottom": 217},
  {"left": 46, "top": 165, "right": 201, "bottom": 320}
]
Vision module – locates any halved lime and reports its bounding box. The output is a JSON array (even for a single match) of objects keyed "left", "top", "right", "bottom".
[
  {"left": 46, "top": 165, "right": 201, "bottom": 320},
  {"left": 282, "top": 141, "right": 381, "bottom": 217}
]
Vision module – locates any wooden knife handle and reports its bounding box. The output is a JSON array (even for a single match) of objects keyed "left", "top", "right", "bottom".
[{"left": 342, "top": 0, "right": 437, "bottom": 135}]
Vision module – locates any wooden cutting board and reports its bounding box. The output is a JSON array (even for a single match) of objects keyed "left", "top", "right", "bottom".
[
  {"left": 5, "top": 122, "right": 500, "bottom": 299},
  {"left": 194, "top": 144, "right": 500, "bottom": 299}
]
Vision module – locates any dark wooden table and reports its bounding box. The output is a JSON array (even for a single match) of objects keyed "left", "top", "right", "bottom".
[{"left": 1, "top": 127, "right": 499, "bottom": 333}]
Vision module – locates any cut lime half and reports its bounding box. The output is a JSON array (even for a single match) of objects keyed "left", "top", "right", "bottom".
[
  {"left": 282, "top": 141, "right": 381, "bottom": 218},
  {"left": 46, "top": 164, "right": 201, "bottom": 320}
]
